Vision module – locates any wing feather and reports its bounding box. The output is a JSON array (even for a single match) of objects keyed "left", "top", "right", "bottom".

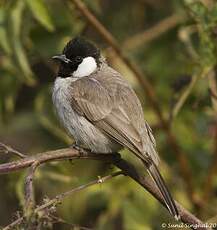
[{"left": 69, "top": 67, "right": 156, "bottom": 162}]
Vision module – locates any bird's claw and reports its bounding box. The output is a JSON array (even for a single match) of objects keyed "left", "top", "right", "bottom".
[{"left": 70, "top": 143, "right": 88, "bottom": 157}]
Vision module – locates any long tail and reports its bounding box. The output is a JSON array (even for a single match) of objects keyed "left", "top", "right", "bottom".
[{"left": 144, "top": 161, "right": 180, "bottom": 220}]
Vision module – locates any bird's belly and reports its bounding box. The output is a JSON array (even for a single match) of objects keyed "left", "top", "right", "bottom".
[{"left": 53, "top": 81, "right": 122, "bottom": 153}]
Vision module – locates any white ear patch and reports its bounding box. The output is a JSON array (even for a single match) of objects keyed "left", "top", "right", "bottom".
[{"left": 73, "top": 56, "right": 97, "bottom": 78}]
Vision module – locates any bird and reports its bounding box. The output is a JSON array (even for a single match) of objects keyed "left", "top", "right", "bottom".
[{"left": 52, "top": 37, "right": 180, "bottom": 220}]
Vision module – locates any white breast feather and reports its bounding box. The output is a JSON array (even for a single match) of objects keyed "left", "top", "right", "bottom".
[{"left": 52, "top": 77, "right": 121, "bottom": 153}]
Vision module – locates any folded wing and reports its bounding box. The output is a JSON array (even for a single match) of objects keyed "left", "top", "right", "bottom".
[{"left": 69, "top": 72, "right": 148, "bottom": 161}]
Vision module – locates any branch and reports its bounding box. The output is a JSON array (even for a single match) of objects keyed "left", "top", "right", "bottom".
[
  {"left": 24, "top": 161, "right": 39, "bottom": 219},
  {"left": 0, "top": 148, "right": 119, "bottom": 174},
  {"left": 0, "top": 146, "right": 206, "bottom": 229},
  {"left": 198, "top": 70, "right": 217, "bottom": 213},
  {"left": 170, "top": 67, "right": 212, "bottom": 122},
  {"left": 47, "top": 215, "right": 93, "bottom": 230},
  {"left": 3, "top": 171, "right": 123, "bottom": 230},
  {"left": 0, "top": 142, "right": 27, "bottom": 158},
  {"left": 201, "top": 123, "right": 217, "bottom": 202},
  {"left": 123, "top": 14, "right": 185, "bottom": 50}
]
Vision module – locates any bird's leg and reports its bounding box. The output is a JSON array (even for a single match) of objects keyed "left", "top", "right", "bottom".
[{"left": 70, "top": 143, "right": 89, "bottom": 157}]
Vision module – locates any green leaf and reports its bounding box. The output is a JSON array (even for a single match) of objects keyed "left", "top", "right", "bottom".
[
  {"left": 188, "top": 1, "right": 208, "bottom": 19},
  {"left": 9, "top": 0, "right": 37, "bottom": 86},
  {"left": 10, "top": 0, "right": 24, "bottom": 37},
  {"left": 25, "top": 0, "right": 55, "bottom": 32},
  {"left": 0, "top": 9, "right": 11, "bottom": 54},
  {"left": 0, "top": 26, "right": 11, "bottom": 54},
  {"left": 13, "top": 40, "right": 37, "bottom": 86},
  {"left": 209, "top": 3, "right": 217, "bottom": 24}
]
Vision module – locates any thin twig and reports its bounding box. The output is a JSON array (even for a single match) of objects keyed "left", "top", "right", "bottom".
[
  {"left": 178, "top": 26, "right": 199, "bottom": 59},
  {"left": 200, "top": 124, "right": 217, "bottom": 207},
  {"left": 3, "top": 171, "right": 123, "bottom": 230},
  {"left": 123, "top": 14, "right": 185, "bottom": 50},
  {"left": 209, "top": 89, "right": 217, "bottom": 100},
  {"left": 37, "top": 171, "right": 123, "bottom": 212},
  {"left": 49, "top": 214, "right": 93, "bottom": 230},
  {"left": 198, "top": 70, "right": 217, "bottom": 213},
  {"left": 170, "top": 67, "right": 211, "bottom": 121},
  {"left": 208, "top": 69, "right": 217, "bottom": 113},
  {"left": 0, "top": 142, "right": 27, "bottom": 158},
  {"left": 0, "top": 146, "right": 206, "bottom": 229},
  {"left": 170, "top": 75, "right": 199, "bottom": 120},
  {"left": 24, "top": 161, "right": 40, "bottom": 219}
]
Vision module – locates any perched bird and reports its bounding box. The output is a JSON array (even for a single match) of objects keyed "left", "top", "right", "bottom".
[{"left": 52, "top": 37, "right": 180, "bottom": 220}]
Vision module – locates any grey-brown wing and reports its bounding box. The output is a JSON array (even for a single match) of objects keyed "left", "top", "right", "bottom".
[
  {"left": 69, "top": 74, "right": 146, "bottom": 158},
  {"left": 95, "top": 83, "right": 146, "bottom": 157},
  {"left": 69, "top": 77, "right": 112, "bottom": 121}
]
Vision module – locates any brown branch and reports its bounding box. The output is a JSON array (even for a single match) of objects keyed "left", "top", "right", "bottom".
[
  {"left": 0, "top": 142, "right": 27, "bottom": 158},
  {"left": 208, "top": 69, "right": 217, "bottom": 113},
  {"left": 0, "top": 148, "right": 119, "bottom": 174},
  {"left": 199, "top": 123, "right": 217, "bottom": 214},
  {"left": 24, "top": 161, "right": 39, "bottom": 220},
  {"left": 3, "top": 171, "right": 123, "bottom": 230},
  {"left": 123, "top": 14, "right": 185, "bottom": 50},
  {"left": 48, "top": 214, "right": 93, "bottom": 230},
  {"left": 170, "top": 68, "right": 212, "bottom": 122},
  {"left": 0, "top": 146, "right": 206, "bottom": 229},
  {"left": 196, "top": 71, "right": 217, "bottom": 215},
  {"left": 170, "top": 75, "right": 199, "bottom": 121},
  {"left": 209, "top": 88, "right": 217, "bottom": 100},
  {"left": 69, "top": 0, "right": 196, "bottom": 206}
]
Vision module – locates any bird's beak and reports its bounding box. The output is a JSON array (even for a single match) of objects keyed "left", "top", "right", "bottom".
[{"left": 52, "top": 54, "right": 71, "bottom": 63}]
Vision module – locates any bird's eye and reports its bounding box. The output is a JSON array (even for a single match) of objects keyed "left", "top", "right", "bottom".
[{"left": 75, "top": 56, "right": 82, "bottom": 63}]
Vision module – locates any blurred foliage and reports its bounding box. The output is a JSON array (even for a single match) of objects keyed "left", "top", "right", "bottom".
[{"left": 0, "top": 0, "right": 217, "bottom": 229}]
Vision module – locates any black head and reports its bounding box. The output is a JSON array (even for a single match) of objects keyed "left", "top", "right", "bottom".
[{"left": 53, "top": 37, "right": 100, "bottom": 78}]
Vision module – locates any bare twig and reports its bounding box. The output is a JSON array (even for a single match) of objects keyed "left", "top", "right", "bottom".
[
  {"left": 209, "top": 89, "right": 217, "bottom": 100},
  {"left": 178, "top": 26, "right": 198, "bottom": 59},
  {"left": 198, "top": 71, "right": 217, "bottom": 214},
  {"left": 123, "top": 14, "right": 185, "bottom": 50},
  {"left": 208, "top": 70, "right": 217, "bottom": 113},
  {"left": 0, "top": 142, "right": 27, "bottom": 158},
  {"left": 170, "top": 75, "right": 199, "bottom": 121},
  {"left": 170, "top": 68, "right": 212, "bottom": 121},
  {"left": 200, "top": 124, "right": 217, "bottom": 207},
  {"left": 0, "top": 146, "right": 206, "bottom": 229},
  {"left": 0, "top": 148, "right": 119, "bottom": 174},
  {"left": 3, "top": 171, "right": 123, "bottom": 230},
  {"left": 48, "top": 214, "right": 93, "bottom": 230},
  {"left": 24, "top": 161, "right": 40, "bottom": 219},
  {"left": 37, "top": 171, "right": 123, "bottom": 212}
]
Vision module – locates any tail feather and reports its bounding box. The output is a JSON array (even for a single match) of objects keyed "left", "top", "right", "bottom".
[{"left": 145, "top": 161, "right": 180, "bottom": 220}]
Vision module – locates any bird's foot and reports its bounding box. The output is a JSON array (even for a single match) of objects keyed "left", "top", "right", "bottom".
[{"left": 70, "top": 143, "right": 89, "bottom": 157}]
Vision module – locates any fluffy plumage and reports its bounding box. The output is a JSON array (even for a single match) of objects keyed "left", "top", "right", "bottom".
[{"left": 52, "top": 37, "right": 180, "bottom": 220}]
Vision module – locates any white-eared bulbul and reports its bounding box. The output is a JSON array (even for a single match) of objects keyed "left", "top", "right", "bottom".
[{"left": 52, "top": 37, "right": 180, "bottom": 220}]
